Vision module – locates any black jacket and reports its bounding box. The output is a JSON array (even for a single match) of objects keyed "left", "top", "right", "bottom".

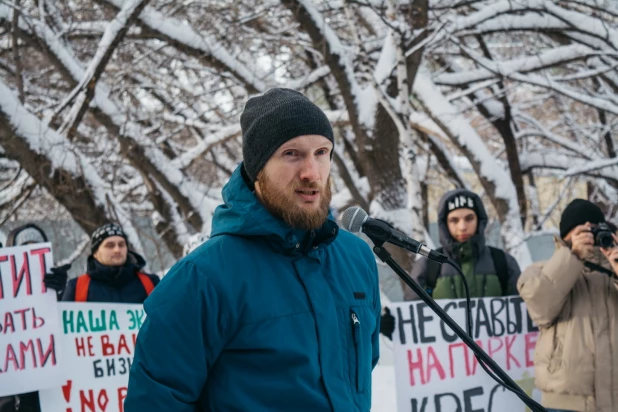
[
  {"left": 0, "top": 392, "right": 39, "bottom": 412},
  {"left": 62, "top": 251, "right": 159, "bottom": 303}
]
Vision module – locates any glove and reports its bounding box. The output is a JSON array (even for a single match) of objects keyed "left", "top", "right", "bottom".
[
  {"left": 43, "top": 263, "right": 71, "bottom": 292},
  {"left": 380, "top": 307, "right": 395, "bottom": 341}
]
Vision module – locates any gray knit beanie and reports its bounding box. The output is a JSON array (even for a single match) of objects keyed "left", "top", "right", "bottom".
[{"left": 240, "top": 88, "right": 334, "bottom": 183}]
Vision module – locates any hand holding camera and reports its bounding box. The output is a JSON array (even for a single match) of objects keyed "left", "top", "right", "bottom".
[
  {"left": 569, "top": 222, "right": 617, "bottom": 261},
  {"left": 570, "top": 224, "right": 595, "bottom": 260}
]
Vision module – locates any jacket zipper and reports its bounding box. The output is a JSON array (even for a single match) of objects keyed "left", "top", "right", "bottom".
[{"left": 351, "top": 310, "right": 364, "bottom": 392}]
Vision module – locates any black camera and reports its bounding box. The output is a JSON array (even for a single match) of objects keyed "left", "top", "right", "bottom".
[{"left": 592, "top": 222, "right": 615, "bottom": 248}]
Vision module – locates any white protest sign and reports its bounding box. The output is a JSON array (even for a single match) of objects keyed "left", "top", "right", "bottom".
[
  {"left": 39, "top": 302, "right": 146, "bottom": 412},
  {"left": 0, "top": 243, "right": 62, "bottom": 396},
  {"left": 389, "top": 297, "right": 540, "bottom": 412}
]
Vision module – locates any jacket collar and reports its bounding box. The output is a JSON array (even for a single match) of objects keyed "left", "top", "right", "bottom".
[{"left": 86, "top": 250, "right": 146, "bottom": 288}]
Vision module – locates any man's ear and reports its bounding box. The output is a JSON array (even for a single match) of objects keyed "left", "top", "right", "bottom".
[{"left": 254, "top": 180, "right": 262, "bottom": 198}]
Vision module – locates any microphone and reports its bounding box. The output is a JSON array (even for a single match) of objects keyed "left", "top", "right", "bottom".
[{"left": 340, "top": 206, "right": 448, "bottom": 264}]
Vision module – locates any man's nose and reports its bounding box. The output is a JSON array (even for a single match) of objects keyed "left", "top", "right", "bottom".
[{"left": 299, "top": 157, "right": 319, "bottom": 181}]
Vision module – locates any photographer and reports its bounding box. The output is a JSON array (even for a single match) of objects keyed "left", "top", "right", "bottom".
[{"left": 518, "top": 199, "right": 618, "bottom": 412}]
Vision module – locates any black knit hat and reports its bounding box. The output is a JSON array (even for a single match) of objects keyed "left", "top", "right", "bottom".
[
  {"left": 240, "top": 88, "right": 334, "bottom": 183},
  {"left": 443, "top": 190, "right": 480, "bottom": 216},
  {"left": 559, "top": 199, "right": 605, "bottom": 238},
  {"left": 91, "top": 223, "right": 127, "bottom": 253}
]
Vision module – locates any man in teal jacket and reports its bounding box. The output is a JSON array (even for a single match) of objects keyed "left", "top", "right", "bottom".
[{"left": 125, "top": 88, "right": 381, "bottom": 411}]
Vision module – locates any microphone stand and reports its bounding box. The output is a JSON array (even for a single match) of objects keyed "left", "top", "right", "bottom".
[{"left": 368, "top": 238, "right": 546, "bottom": 412}]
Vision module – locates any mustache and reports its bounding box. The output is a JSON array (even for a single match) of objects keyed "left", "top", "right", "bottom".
[{"left": 294, "top": 181, "right": 321, "bottom": 189}]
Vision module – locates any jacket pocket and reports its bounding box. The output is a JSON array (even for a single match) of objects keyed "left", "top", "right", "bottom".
[{"left": 349, "top": 307, "right": 369, "bottom": 393}]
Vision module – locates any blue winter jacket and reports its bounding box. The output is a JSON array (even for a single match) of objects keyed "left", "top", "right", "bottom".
[{"left": 125, "top": 165, "right": 381, "bottom": 411}]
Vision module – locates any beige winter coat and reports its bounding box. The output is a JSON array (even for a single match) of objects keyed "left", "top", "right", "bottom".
[{"left": 518, "top": 240, "right": 618, "bottom": 412}]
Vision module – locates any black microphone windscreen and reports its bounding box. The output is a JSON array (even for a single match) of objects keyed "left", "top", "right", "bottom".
[{"left": 340, "top": 207, "right": 368, "bottom": 233}]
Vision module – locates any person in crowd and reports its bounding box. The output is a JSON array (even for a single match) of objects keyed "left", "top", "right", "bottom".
[
  {"left": 518, "top": 199, "right": 618, "bottom": 412},
  {"left": 380, "top": 189, "right": 521, "bottom": 340},
  {"left": 405, "top": 188, "right": 521, "bottom": 300},
  {"left": 6, "top": 223, "right": 70, "bottom": 295},
  {"left": 62, "top": 223, "right": 159, "bottom": 303},
  {"left": 1, "top": 223, "right": 69, "bottom": 412},
  {"left": 125, "top": 88, "right": 381, "bottom": 411}
]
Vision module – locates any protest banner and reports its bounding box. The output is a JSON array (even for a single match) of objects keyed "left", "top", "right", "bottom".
[
  {"left": 0, "top": 243, "right": 61, "bottom": 397},
  {"left": 39, "top": 302, "right": 146, "bottom": 412},
  {"left": 389, "top": 297, "right": 540, "bottom": 412}
]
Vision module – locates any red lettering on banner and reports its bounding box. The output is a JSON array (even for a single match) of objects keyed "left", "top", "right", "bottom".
[
  {"left": 79, "top": 389, "right": 109, "bottom": 411},
  {"left": 425, "top": 346, "right": 446, "bottom": 383},
  {"left": 505, "top": 335, "right": 521, "bottom": 369},
  {"left": 0, "top": 254, "right": 7, "bottom": 299},
  {"left": 97, "top": 389, "right": 109, "bottom": 411},
  {"left": 75, "top": 337, "right": 87, "bottom": 357},
  {"left": 32, "top": 307, "right": 45, "bottom": 329},
  {"left": 30, "top": 247, "right": 51, "bottom": 293},
  {"left": 407, "top": 348, "right": 425, "bottom": 386},
  {"left": 12, "top": 252, "right": 32, "bottom": 298},
  {"left": 75, "top": 337, "right": 95, "bottom": 357},
  {"left": 1, "top": 337, "right": 55, "bottom": 372},
  {"left": 488, "top": 337, "right": 504, "bottom": 359},
  {"left": 101, "top": 335, "right": 114, "bottom": 356},
  {"left": 14, "top": 308, "right": 30, "bottom": 331},
  {"left": 525, "top": 332, "right": 538, "bottom": 367},
  {"left": 37, "top": 334, "right": 56, "bottom": 367},
  {"left": 100, "top": 334, "right": 135, "bottom": 356},
  {"left": 19, "top": 340, "right": 37, "bottom": 369},
  {"left": 118, "top": 387, "right": 127, "bottom": 412},
  {"left": 62, "top": 380, "right": 73, "bottom": 412},
  {"left": 80, "top": 389, "right": 96, "bottom": 412},
  {"left": 117, "top": 335, "right": 131, "bottom": 355},
  {"left": 448, "top": 342, "right": 468, "bottom": 378},
  {"left": 3, "top": 311, "right": 15, "bottom": 334},
  {"left": 470, "top": 339, "right": 483, "bottom": 375},
  {"left": 3, "top": 343, "right": 19, "bottom": 371}
]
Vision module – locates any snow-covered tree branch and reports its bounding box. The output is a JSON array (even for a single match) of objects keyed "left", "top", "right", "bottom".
[{"left": 0, "top": 0, "right": 616, "bottom": 293}]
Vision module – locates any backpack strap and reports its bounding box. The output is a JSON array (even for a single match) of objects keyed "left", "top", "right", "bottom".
[
  {"left": 489, "top": 246, "right": 509, "bottom": 296},
  {"left": 424, "top": 247, "right": 443, "bottom": 296},
  {"left": 75, "top": 274, "right": 91, "bottom": 302},
  {"left": 136, "top": 273, "right": 155, "bottom": 296}
]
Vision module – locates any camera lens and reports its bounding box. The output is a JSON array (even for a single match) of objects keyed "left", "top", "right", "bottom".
[{"left": 597, "top": 232, "right": 614, "bottom": 248}]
